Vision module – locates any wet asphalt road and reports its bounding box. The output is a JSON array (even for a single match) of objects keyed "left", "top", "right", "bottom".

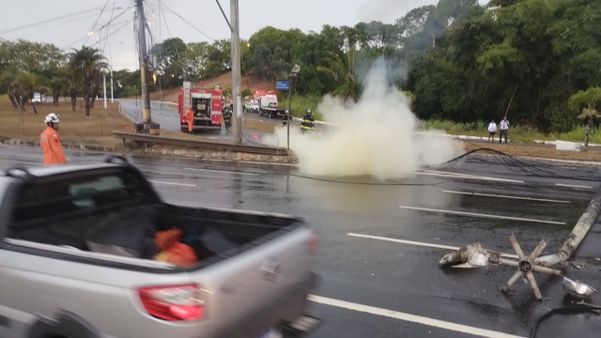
[{"left": 1, "top": 145, "right": 600, "bottom": 338}]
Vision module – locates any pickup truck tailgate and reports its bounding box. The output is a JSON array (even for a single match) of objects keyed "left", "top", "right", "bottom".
[{"left": 197, "top": 226, "right": 314, "bottom": 338}]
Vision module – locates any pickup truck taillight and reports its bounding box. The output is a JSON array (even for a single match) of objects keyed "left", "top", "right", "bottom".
[{"left": 138, "top": 284, "right": 205, "bottom": 321}]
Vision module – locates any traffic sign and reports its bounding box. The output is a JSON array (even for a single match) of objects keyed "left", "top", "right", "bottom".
[{"left": 275, "top": 80, "right": 290, "bottom": 91}]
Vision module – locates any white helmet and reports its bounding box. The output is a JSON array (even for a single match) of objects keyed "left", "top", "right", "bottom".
[{"left": 44, "top": 113, "right": 60, "bottom": 124}]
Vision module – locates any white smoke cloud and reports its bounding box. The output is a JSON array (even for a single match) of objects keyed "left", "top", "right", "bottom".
[{"left": 268, "top": 58, "right": 461, "bottom": 180}]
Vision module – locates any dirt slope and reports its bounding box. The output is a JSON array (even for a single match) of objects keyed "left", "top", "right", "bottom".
[{"left": 150, "top": 72, "right": 274, "bottom": 103}]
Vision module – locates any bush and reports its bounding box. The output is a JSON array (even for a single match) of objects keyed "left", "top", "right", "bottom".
[
  {"left": 241, "top": 88, "right": 252, "bottom": 98},
  {"left": 289, "top": 94, "right": 322, "bottom": 118}
]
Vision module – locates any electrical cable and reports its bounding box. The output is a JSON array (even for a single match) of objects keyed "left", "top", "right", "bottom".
[
  {"left": 62, "top": 5, "right": 133, "bottom": 50},
  {"left": 84, "top": 0, "right": 110, "bottom": 46},
  {"left": 441, "top": 147, "right": 601, "bottom": 182},
  {"left": 160, "top": 2, "right": 215, "bottom": 41},
  {"left": 0, "top": 7, "right": 102, "bottom": 34},
  {"left": 529, "top": 305, "right": 601, "bottom": 338}
]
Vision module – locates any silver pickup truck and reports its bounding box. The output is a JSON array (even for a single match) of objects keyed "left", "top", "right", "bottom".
[{"left": 0, "top": 157, "right": 318, "bottom": 338}]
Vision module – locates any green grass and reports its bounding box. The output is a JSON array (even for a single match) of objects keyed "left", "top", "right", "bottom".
[{"left": 423, "top": 119, "right": 601, "bottom": 144}]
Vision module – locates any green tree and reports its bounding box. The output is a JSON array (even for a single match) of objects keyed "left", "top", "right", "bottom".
[{"left": 69, "top": 47, "right": 107, "bottom": 116}]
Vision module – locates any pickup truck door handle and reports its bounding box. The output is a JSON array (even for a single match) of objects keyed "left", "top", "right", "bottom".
[{"left": 261, "top": 259, "right": 283, "bottom": 282}]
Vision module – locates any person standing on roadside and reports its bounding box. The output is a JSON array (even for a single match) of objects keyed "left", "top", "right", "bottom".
[
  {"left": 487, "top": 120, "right": 497, "bottom": 143},
  {"left": 499, "top": 117, "right": 510, "bottom": 144},
  {"left": 40, "top": 113, "right": 66, "bottom": 165},
  {"left": 186, "top": 106, "right": 194, "bottom": 133}
]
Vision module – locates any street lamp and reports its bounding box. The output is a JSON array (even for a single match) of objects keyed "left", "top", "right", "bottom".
[{"left": 287, "top": 64, "right": 301, "bottom": 149}]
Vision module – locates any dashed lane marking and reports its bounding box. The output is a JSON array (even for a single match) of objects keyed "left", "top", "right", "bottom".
[
  {"left": 441, "top": 190, "right": 571, "bottom": 204},
  {"left": 148, "top": 180, "right": 197, "bottom": 187},
  {"left": 398, "top": 205, "right": 566, "bottom": 225},
  {"left": 308, "top": 294, "right": 525, "bottom": 338},
  {"left": 347, "top": 233, "right": 519, "bottom": 259}
]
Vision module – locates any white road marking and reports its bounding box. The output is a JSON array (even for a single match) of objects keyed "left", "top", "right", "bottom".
[
  {"left": 416, "top": 170, "right": 525, "bottom": 184},
  {"left": 554, "top": 183, "right": 592, "bottom": 189},
  {"left": 347, "top": 233, "right": 519, "bottom": 259},
  {"left": 442, "top": 190, "right": 571, "bottom": 204},
  {"left": 148, "top": 180, "right": 197, "bottom": 187},
  {"left": 308, "top": 294, "right": 525, "bottom": 338},
  {"left": 398, "top": 205, "right": 566, "bottom": 225},
  {"left": 183, "top": 167, "right": 259, "bottom": 176}
]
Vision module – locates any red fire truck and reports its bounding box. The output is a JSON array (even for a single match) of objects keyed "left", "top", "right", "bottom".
[{"left": 178, "top": 82, "right": 223, "bottom": 133}]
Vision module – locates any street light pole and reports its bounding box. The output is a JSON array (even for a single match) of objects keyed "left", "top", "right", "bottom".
[
  {"left": 103, "top": 72, "right": 107, "bottom": 109},
  {"left": 110, "top": 68, "right": 114, "bottom": 103},
  {"left": 287, "top": 64, "right": 301, "bottom": 150}
]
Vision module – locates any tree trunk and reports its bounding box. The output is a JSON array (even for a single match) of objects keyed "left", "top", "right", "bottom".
[
  {"left": 18, "top": 96, "right": 27, "bottom": 111},
  {"left": 71, "top": 93, "right": 77, "bottom": 111},
  {"left": 85, "top": 95, "right": 91, "bottom": 116},
  {"left": 8, "top": 94, "right": 18, "bottom": 109}
]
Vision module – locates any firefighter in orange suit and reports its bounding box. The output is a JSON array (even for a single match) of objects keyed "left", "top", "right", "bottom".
[
  {"left": 187, "top": 107, "right": 194, "bottom": 133},
  {"left": 40, "top": 113, "right": 66, "bottom": 165}
]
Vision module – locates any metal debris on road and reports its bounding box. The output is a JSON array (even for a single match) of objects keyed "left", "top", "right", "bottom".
[
  {"left": 438, "top": 243, "right": 499, "bottom": 268},
  {"left": 500, "top": 234, "right": 562, "bottom": 300},
  {"left": 562, "top": 277, "right": 597, "bottom": 299}
]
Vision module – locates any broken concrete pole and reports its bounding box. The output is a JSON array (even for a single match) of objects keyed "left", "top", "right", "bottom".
[{"left": 536, "top": 187, "right": 601, "bottom": 267}]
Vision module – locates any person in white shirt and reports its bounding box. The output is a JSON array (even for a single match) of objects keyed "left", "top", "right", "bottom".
[
  {"left": 499, "top": 117, "right": 510, "bottom": 144},
  {"left": 487, "top": 120, "right": 497, "bottom": 143}
]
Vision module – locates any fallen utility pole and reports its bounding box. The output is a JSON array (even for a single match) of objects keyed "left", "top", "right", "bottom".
[
  {"left": 136, "top": 0, "right": 152, "bottom": 132},
  {"left": 536, "top": 187, "right": 601, "bottom": 267},
  {"left": 230, "top": 0, "right": 242, "bottom": 144}
]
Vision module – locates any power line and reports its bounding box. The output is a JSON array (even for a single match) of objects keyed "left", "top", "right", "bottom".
[
  {"left": 0, "top": 7, "right": 103, "bottom": 34},
  {"left": 160, "top": 2, "right": 215, "bottom": 41},
  {"left": 63, "top": 19, "right": 130, "bottom": 51},
  {"left": 84, "top": 0, "right": 110, "bottom": 46}
]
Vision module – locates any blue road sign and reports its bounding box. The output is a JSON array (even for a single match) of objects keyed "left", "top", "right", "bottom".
[{"left": 275, "top": 80, "right": 290, "bottom": 91}]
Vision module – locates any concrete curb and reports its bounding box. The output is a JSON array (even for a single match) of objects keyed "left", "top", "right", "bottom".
[
  {"left": 0, "top": 138, "right": 298, "bottom": 167},
  {"left": 0, "top": 138, "right": 115, "bottom": 152}
]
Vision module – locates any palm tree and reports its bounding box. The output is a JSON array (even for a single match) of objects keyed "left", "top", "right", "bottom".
[
  {"left": 317, "top": 50, "right": 360, "bottom": 100},
  {"left": 568, "top": 87, "right": 601, "bottom": 150},
  {"left": 69, "top": 47, "right": 108, "bottom": 116}
]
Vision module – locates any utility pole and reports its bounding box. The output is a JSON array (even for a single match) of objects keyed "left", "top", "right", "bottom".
[
  {"left": 136, "top": 0, "right": 152, "bottom": 132},
  {"left": 110, "top": 68, "right": 114, "bottom": 103},
  {"left": 230, "top": 0, "right": 242, "bottom": 144}
]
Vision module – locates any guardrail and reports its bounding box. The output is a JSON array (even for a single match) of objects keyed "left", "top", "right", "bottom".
[{"left": 113, "top": 131, "right": 288, "bottom": 156}]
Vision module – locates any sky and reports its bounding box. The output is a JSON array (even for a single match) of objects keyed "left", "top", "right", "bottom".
[{"left": 0, "top": 0, "right": 440, "bottom": 70}]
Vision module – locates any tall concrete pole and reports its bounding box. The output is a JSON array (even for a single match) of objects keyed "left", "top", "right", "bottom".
[
  {"left": 136, "top": 0, "right": 151, "bottom": 131},
  {"left": 230, "top": 0, "right": 242, "bottom": 144},
  {"left": 103, "top": 73, "right": 107, "bottom": 109},
  {"left": 110, "top": 68, "right": 114, "bottom": 103}
]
